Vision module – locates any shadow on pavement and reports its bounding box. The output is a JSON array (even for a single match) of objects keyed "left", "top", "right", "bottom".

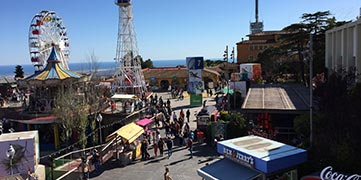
[{"left": 167, "top": 157, "right": 191, "bottom": 166}]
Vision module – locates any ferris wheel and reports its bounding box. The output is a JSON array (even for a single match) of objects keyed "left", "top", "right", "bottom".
[{"left": 29, "top": 10, "right": 70, "bottom": 71}]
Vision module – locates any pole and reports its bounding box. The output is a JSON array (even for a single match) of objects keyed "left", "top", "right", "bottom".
[
  {"left": 232, "top": 47, "right": 236, "bottom": 111},
  {"left": 309, "top": 33, "right": 313, "bottom": 147},
  {"left": 10, "top": 158, "right": 13, "bottom": 175},
  {"left": 97, "top": 114, "right": 103, "bottom": 146},
  {"left": 225, "top": 46, "right": 230, "bottom": 111}
]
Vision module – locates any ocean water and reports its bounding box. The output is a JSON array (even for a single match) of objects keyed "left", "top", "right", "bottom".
[{"left": 0, "top": 60, "right": 186, "bottom": 76}]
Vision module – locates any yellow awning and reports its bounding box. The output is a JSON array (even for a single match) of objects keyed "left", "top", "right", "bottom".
[{"left": 106, "top": 122, "right": 144, "bottom": 143}]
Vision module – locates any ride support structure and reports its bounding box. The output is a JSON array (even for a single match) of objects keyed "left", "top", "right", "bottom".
[{"left": 112, "top": 0, "right": 147, "bottom": 95}]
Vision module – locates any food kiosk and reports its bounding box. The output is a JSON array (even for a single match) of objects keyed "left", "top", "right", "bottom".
[
  {"left": 106, "top": 122, "right": 144, "bottom": 165},
  {"left": 197, "top": 135, "right": 307, "bottom": 180},
  {"left": 110, "top": 94, "right": 138, "bottom": 113},
  {"left": 196, "top": 105, "right": 218, "bottom": 132}
]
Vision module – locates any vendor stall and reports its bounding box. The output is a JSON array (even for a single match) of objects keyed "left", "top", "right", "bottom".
[
  {"left": 136, "top": 118, "right": 154, "bottom": 133},
  {"left": 106, "top": 122, "right": 144, "bottom": 165},
  {"left": 110, "top": 94, "right": 138, "bottom": 113},
  {"left": 197, "top": 135, "right": 307, "bottom": 180}
]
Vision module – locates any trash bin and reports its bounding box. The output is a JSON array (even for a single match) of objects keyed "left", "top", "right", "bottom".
[{"left": 197, "top": 131, "right": 204, "bottom": 143}]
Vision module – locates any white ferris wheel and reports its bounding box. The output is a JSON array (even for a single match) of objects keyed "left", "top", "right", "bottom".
[{"left": 29, "top": 10, "right": 70, "bottom": 72}]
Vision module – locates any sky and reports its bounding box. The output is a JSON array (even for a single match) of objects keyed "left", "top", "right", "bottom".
[{"left": 0, "top": 0, "right": 360, "bottom": 66}]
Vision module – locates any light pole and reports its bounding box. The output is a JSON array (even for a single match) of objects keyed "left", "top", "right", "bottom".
[
  {"left": 6, "top": 145, "right": 15, "bottom": 175},
  {"left": 96, "top": 113, "right": 103, "bottom": 145},
  {"left": 230, "top": 47, "right": 236, "bottom": 111},
  {"left": 223, "top": 46, "right": 230, "bottom": 111},
  {"left": 308, "top": 33, "right": 313, "bottom": 147}
]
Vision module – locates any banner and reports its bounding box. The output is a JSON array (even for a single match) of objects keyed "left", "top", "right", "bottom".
[
  {"left": 189, "top": 69, "right": 202, "bottom": 82},
  {"left": 186, "top": 57, "right": 204, "bottom": 70},
  {"left": 190, "top": 94, "right": 203, "bottom": 106}
]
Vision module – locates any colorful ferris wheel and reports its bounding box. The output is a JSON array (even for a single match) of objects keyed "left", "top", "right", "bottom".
[{"left": 29, "top": 10, "right": 70, "bottom": 72}]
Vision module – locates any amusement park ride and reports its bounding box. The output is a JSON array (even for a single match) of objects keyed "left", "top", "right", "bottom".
[
  {"left": 29, "top": 10, "right": 70, "bottom": 73},
  {"left": 112, "top": 0, "right": 147, "bottom": 95}
]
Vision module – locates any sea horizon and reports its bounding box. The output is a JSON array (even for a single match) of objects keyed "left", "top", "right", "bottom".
[
  {"left": 0, "top": 59, "right": 188, "bottom": 76},
  {"left": 0, "top": 58, "right": 223, "bottom": 77}
]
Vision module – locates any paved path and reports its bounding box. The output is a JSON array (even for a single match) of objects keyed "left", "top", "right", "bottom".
[{"left": 91, "top": 92, "right": 220, "bottom": 180}]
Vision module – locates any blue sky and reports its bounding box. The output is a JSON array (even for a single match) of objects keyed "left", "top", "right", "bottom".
[{"left": 0, "top": 0, "right": 360, "bottom": 66}]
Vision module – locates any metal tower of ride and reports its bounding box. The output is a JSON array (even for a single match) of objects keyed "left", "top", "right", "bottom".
[{"left": 113, "top": 0, "right": 146, "bottom": 94}]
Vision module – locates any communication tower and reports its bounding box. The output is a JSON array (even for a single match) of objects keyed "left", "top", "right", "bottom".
[
  {"left": 112, "top": 0, "right": 146, "bottom": 94},
  {"left": 250, "top": 0, "right": 264, "bottom": 34}
]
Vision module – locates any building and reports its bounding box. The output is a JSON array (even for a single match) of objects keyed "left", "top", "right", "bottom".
[
  {"left": 325, "top": 17, "right": 361, "bottom": 82},
  {"left": 236, "top": 31, "right": 289, "bottom": 63},
  {"left": 142, "top": 67, "right": 220, "bottom": 91}
]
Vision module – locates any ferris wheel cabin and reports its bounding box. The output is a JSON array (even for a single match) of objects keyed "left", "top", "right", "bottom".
[{"left": 115, "top": 0, "right": 131, "bottom": 6}]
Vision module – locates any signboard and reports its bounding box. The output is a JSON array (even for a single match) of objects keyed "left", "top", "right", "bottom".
[
  {"left": 186, "top": 57, "right": 204, "bottom": 70},
  {"left": 187, "top": 56, "right": 204, "bottom": 96},
  {"left": 188, "top": 81, "right": 204, "bottom": 95},
  {"left": 189, "top": 69, "right": 202, "bottom": 82},
  {"left": 190, "top": 94, "right": 202, "bottom": 106},
  {"left": 302, "top": 166, "right": 361, "bottom": 180},
  {"left": 222, "top": 146, "right": 255, "bottom": 168},
  {"left": 229, "top": 81, "right": 247, "bottom": 98},
  {"left": 0, "top": 139, "right": 36, "bottom": 176},
  {"left": 240, "top": 63, "right": 262, "bottom": 80}
]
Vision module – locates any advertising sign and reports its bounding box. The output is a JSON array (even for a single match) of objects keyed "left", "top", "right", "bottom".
[
  {"left": 229, "top": 81, "right": 247, "bottom": 98},
  {"left": 188, "top": 81, "right": 204, "bottom": 95},
  {"left": 0, "top": 139, "right": 35, "bottom": 176},
  {"left": 240, "top": 63, "right": 262, "bottom": 80},
  {"left": 190, "top": 94, "right": 203, "bottom": 106},
  {"left": 222, "top": 146, "right": 255, "bottom": 168},
  {"left": 186, "top": 57, "right": 204, "bottom": 70},
  {"left": 189, "top": 69, "right": 202, "bottom": 82}
]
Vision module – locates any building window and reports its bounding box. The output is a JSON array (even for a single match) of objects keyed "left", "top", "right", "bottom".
[
  {"left": 249, "top": 55, "right": 254, "bottom": 61},
  {"left": 249, "top": 45, "right": 254, "bottom": 51}
]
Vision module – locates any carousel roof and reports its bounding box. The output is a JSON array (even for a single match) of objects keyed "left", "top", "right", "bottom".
[{"left": 26, "top": 47, "right": 81, "bottom": 81}]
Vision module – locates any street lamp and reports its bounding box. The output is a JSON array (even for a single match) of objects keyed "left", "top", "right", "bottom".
[
  {"left": 6, "top": 144, "right": 16, "bottom": 175},
  {"left": 223, "top": 45, "right": 230, "bottom": 111},
  {"left": 303, "top": 33, "right": 313, "bottom": 147},
  {"left": 230, "top": 47, "right": 236, "bottom": 110},
  {"left": 96, "top": 113, "right": 103, "bottom": 145},
  {"left": 308, "top": 33, "right": 313, "bottom": 147}
]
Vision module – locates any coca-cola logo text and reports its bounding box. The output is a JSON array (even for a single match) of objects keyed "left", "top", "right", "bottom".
[{"left": 320, "top": 166, "right": 361, "bottom": 180}]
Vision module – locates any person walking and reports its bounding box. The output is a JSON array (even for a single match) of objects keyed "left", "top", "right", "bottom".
[
  {"left": 166, "top": 137, "right": 173, "bottom": 159},
  {"left": 91, "top": 149, "right": 100, "bottom": 173},
  {"left": 187, "top": 137, "right": 194, "bottom": 158},
  {"left": 164, "top": 167, "right": 172, "bottom": 180},
  {"left": 179, "top": 109, "right": 185, "bottom": 121},
  {"left": 172, "top": 112, "right": 177, "bottom": 122},
  {"left": 186, "top": 109, "right": 190, "bottom": 122},
  {"left": 158, "top": 138, "right": 165, "bottom": 156}
]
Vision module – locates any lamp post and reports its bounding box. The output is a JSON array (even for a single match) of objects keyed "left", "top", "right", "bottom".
[
  {"left": 230, "top": 47, "right": 236, "bottom": 111},
  {"left": 223, "top": 46, "right": 230, "bottom": 111},
  {"left": 96, "top": 113, "right": 103, "bottom": 145},
  {"left": 309, "top": 33, "right": 313, "bottom": 147},
  {"left": 6, "top": 145, "right": 15, "bottom": 175}
]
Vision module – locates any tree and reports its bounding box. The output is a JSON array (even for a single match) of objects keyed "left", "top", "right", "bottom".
[
  {"left": 139, "top": 56, "right": 154, "bottom": 69},
  {"left": 52, "top": 89, "right": 90, "bottom": 148},
  {"left": 86, "top": 50, "right": 100, "bottom": 74},
  {"left": 280, "top": 23, "right": 308, "bottom": 83},
  {"left": 256, "top": 46, "right": 285, "bottom": 82},
  {"left": 14, "top": 65, "right": 24, "bottom": 79},
  {"left": 224, "top": 112, "right": 248, "bottom": 139},
  {"left": 309, "top": 72, "right": 361, "bottom": 172}
]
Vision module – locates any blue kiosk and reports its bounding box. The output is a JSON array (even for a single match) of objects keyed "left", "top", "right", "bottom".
[{"left": 197, "top": 135, "right": 307, "bottom": 180}]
